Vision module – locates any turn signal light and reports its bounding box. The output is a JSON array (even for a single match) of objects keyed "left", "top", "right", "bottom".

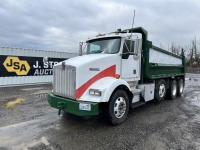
[{"left": 115, "top": 74, "right": 120, "bottom": 79}]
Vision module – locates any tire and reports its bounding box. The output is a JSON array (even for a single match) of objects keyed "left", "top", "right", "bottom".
[
  {"left": 154, "top": 79, "right": 167, "bottom": 102},
  {"left": 177, "top": 79, "right": 184, "bottom": 96},
  {"left": 108, "top": 90, "right": 129, "bottom": 125},
  {"left": 167, "top": 80, "right": 177, "bottom": 100}
]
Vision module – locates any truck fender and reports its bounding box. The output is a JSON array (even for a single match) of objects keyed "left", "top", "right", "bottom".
[
  {"left": 101, "top": 78, "right": 131, "bottom": 102},
  {"left": 79, "top": 77, "right": 131, "bottom": 103}
]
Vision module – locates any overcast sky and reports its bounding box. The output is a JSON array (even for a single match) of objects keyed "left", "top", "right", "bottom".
[{"left": 0, "top": 0, "right": 200, "bottom": 53}]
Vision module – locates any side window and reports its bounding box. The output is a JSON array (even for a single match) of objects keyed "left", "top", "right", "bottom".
[
  {"left": 123, "top": 40, "right": 135, "bottom": 53},
  {"left": 123, "top": 40, "right": 129, "bottom": 54}
]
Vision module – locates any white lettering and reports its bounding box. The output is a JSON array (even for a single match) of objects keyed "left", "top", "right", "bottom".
[
  {"left": 33, "top": 61, "right": 39, "bottom": 68},
  {"left": 44, "top": 62, "right": 48, "bottom": 68},
  {"left": 49, "top": 61, "right": 54, "bottom": 68},
  {"left": 34, "top": 69, "right": 39, "bottom": 75},
  {"left": 34, "top": 69, "right": 53, "bottom": 75}
]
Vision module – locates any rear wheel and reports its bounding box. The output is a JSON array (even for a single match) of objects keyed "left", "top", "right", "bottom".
[
  {"left": 108, "top": 90, "right": 129, "bottom": 125},
  {"left": 154, "top": 79, "right": 167, "bottom": 102},
  {"left": 167, "top": 80, "right": 177, "bottom": 100},
  {"left": 177, "top": 79, "right": 184, "bottom": 96}
]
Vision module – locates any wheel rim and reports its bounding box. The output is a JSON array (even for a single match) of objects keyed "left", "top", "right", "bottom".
[
  {"left": 114, "top": 97, "right": 126, "bottom": 118},
  {"left": 179, "top": 81, "right": 184, "bottom": 93},
  {"left": 172, "top": 82, "right": 177, "bottom": 96},
  {"left": 159, "top": 84, "right": 166, "bottom": 97}
]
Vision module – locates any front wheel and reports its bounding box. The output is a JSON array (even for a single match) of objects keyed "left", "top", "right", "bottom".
[{"left": 108, "top": 90, "right": 129, "bottom": 125}]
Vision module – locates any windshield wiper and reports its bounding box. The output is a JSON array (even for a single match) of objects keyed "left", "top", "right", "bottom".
[{"left": 90, "top": 50, "right": 103, "bottom": 54}]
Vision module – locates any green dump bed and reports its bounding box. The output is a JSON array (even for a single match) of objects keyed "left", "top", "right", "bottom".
[
  {"left": 122, "top": 27, "right": 185, "bottom": 80},
  {"left": 143, "top": 41, "right": 185, "bottom": 79}
]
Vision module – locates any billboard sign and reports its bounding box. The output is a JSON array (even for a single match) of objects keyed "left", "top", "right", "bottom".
[{"left": 0, "top": 55, "right": 66, "bottom": 77}]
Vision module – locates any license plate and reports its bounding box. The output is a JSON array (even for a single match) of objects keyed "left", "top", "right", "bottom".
[{"left": 79, "top": 103, "right": 91, "bottom": 111}]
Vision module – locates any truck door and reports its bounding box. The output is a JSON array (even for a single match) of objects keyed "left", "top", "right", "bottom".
[{"left": 121, "top": 39, "right": 140, "bottom": 81}]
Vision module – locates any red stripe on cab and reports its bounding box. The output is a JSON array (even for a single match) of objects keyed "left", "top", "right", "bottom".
[{"left": 76, "top": 65, "right": 116, "bottom": 99}]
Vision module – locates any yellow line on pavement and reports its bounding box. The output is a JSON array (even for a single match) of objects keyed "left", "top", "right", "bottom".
[{"left": 6, "top": 98, "right": 25, "bottom": 109}]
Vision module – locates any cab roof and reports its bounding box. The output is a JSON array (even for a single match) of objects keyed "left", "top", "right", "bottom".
[{"left": 87, "top": 27, "right": 148, "bottom": 42}]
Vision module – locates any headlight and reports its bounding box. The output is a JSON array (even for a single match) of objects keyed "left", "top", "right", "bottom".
[{"left": 89, "top": 89, "right": 101, "bottom": 96}]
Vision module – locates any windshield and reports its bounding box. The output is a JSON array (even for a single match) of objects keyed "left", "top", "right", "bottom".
[{"left": 87, "top": 37, "right": 121, "bottom": 54}]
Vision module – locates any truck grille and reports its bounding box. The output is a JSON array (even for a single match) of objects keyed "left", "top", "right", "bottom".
[{"left": 53, "top": 64, "right": 76, "bottom": 99}]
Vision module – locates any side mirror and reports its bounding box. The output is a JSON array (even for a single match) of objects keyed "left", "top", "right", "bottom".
[
  {"left": 134, "top": 39, "right": 142, "bottom": 53},
  {"left": 79, "top": 42, "right": 83, "bottom": 56}
]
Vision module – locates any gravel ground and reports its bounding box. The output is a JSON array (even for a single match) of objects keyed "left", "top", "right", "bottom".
[{"left": 0, "top": 73, "right": 200, "bottom": 150}]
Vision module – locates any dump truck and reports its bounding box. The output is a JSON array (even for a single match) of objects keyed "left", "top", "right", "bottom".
[{"left": 48, "top": 27, "right": 185, "bottom": 125}]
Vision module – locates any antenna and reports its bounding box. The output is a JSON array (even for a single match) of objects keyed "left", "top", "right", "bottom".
[
  {"left": 115, "top": 8, "right": 117, "bottom": 30},
  {"left": 131, "top": 10, "right": 136, "bottom": 37},
  {"left": 130, "top": 10, "right": 136, "bottom": 54},
  {"left": 132, "top": 10, "right": 136, "bottom": 28}
]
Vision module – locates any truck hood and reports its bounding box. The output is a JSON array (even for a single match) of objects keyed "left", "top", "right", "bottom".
[
  {"left": 53, "top": 54, "right": 120, "bottom": 100},
  {"left": 56, "top": 54, "right": 118, "bottom": 68}
]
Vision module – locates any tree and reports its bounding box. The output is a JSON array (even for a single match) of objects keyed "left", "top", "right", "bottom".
[
  {"left": 187, "top": 37, "right": 200, "bottom": 67},
  {"left": 170, "top": 42, "right": 181, "bottom": 55}
]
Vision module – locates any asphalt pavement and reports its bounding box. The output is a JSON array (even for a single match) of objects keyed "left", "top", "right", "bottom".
[{"left": 0, "top": 73, "right": 200, "bottom": 150}]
